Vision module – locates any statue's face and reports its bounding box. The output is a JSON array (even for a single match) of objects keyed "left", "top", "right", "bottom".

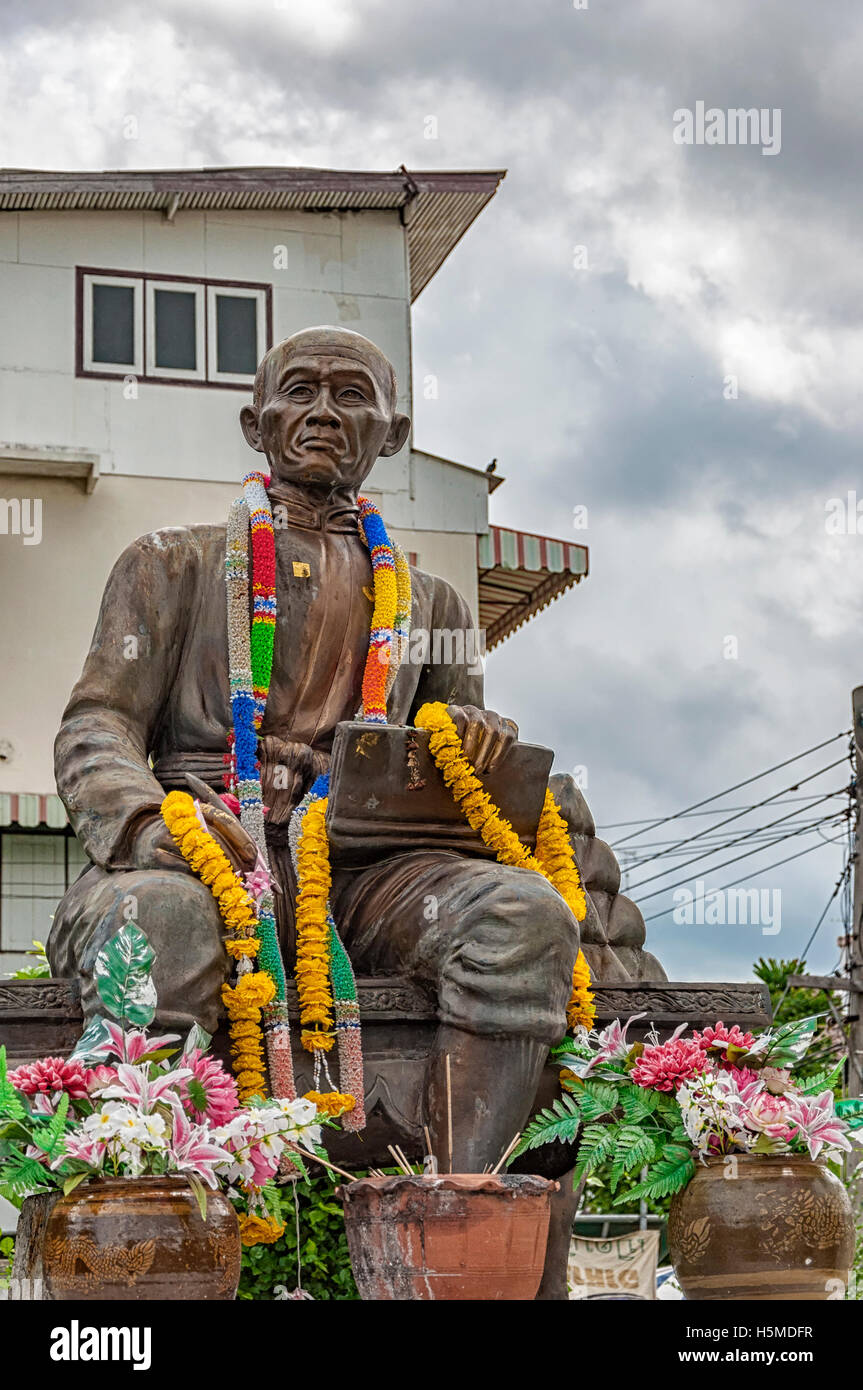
[{"left": 241, "top": 335, "right": 409, "bottom": 494}]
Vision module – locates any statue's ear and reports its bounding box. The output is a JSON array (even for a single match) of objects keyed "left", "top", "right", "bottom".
[
  {"left": 379, "top": 412, "right": 411, "bottom": 458},
  {"left": 240, "top": 404, "right": 265, "bottom": 453}
]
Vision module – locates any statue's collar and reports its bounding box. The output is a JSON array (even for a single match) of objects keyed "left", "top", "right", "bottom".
[{"left": 265, "top": 481, "right": 360, "bottom": 534}]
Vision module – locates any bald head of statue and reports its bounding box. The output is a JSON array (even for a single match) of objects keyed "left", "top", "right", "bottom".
[{"left": 239, "top": 327, "right": 411, "bottom": 497}]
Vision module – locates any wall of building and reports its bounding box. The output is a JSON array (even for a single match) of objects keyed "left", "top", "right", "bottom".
[{"left": 0, "top": 207, "right": 413, "bottom": 495}]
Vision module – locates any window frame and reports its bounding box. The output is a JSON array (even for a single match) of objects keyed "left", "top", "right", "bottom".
[
  {"left": 145, "top": 278, "right": 206, "bottom": 382},
  {"left": 81, "top": 272, "right": 144, "bottom": 376},
  {"left": 206, "top": 284, "right": 268, "bottom": 386},
  {"left": 76, "top": 266, "right": 273, "bottom": 391}
]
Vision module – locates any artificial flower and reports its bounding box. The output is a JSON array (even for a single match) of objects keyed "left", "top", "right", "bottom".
[{"left": 631, "top": 1037, "right": 708, "bottom": 1092}]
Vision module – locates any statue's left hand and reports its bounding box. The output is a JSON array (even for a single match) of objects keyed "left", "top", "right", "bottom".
[{"left": 446, "top": 704, "right": 519, "bottom": 774}]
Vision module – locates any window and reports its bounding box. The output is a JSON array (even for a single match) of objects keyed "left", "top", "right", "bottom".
[
  {"left": 82, "top": 274, "right": 143, "bottom": 374},
  {"left": 146, "top": 280, "right": 205, "bottom": 381},
  {"left": 77, "top": 267, "right": 272, "bottom": 389},
  {"left": 0, "top": 832, "right": 88, "bottom": 956},
  {"left": 208, "top": 285, "right": 267, "bottom": 384}
]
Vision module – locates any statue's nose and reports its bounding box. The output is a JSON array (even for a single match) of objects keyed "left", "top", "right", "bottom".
[{"left": 305, "top": 389, "right": 341, "bottom": 428}]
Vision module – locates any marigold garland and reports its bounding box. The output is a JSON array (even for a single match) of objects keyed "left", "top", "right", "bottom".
[{"left": 413, "top": 702, "right": 596, "bottom": 1031}]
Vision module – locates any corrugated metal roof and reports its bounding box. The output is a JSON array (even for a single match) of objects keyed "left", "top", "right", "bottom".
[
  {"left": 0, "top": 166, "right": 505, "bottom": 301},
  {"left": 478, "top": 524, "right": 589, "bottom": 649}
]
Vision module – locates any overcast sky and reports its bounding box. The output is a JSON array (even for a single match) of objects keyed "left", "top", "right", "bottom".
[{"left": 2, "top": 0, "right": 861, "bottom": 981}]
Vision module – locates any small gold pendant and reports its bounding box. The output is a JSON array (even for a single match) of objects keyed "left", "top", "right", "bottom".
[{"left": 292, "top": 561, "right": 311, "bottom": 578}]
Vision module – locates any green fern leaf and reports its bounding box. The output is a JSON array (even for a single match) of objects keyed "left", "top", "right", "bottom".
[
  {"left": 797, "top": 1061, "right": 844, "bottom": 1096},
  {"left": 613, "top": 1146, "right": 695, "bottom": 1205},
  {"left": 513, "top": 1096, "right": 582, "bottom": 1155},
  {"left": 574, "top": 1122, "right": 618, "bottom": 1176},
  {"left": 31, "top": 1092, "right": 69, "bottom": 1160},
  {"left": 577, "top": 1081, "right": 620, "bottom": 1122},
  {"left": 609, "top": 1125, "right": 657, "bottom": 1192}
]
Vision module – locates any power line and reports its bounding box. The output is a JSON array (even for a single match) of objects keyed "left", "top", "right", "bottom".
[
  {"left": 642, "top": 830, "right": 846, "bottom": 924},
  {"left": 622, "top": 763, "right": 849, "bottom": 875},
  {"left": 611, "top": 729, "right": 851, "bottom": 848},
  {"left": 630, "top": 800, "right": 846, "bottom": 902},
  {"left": 602, "top": 792, "right": 849, "bottom": 830}
]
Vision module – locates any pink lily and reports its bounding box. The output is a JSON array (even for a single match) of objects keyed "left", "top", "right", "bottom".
[
  {"left": 90, "top": 1021, "right": 181, "bottom": 1064},
  {"left": 101, "top": 1062, "right": 192, "bottom": 1112},
  {"left": 785, "top": 1090, "right": 853, "bottom": 1161},
  {"left": 167, "top": 1104, "right": 234, "bottom": 1188},
  {"left": 586, "top": 1013, "right": 647, "bottom": 1072}
]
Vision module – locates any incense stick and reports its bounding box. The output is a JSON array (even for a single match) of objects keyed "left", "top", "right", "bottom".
[
  {"left": 387, "top": 1143, "right": 414, "bottom": 1176},
  {"left": 490, "top": 1132, "right": 521, "bottom": 1176},
  {"left": 285, "top": 1142, "right": 357, "bottom": 1183}
]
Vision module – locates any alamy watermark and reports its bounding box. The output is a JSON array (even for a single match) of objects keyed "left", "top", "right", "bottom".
[
  {"left": 673, "top": 880, "right": 781, "bottom": 935},
  {"left": 673, "top": 102, "right": 781, "bottom": 156},
  {"left": 0, "top": 497, "right": 42, "bottom": 545}
]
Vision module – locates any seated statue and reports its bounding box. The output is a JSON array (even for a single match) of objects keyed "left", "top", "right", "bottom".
[{"left": 48, "top": 326, "right": 663, "bottom": 1173}]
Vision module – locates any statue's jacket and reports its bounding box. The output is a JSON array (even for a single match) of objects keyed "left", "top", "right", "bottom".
[{"left": 55, "top": 501, "right": 482, "bottom": 875}]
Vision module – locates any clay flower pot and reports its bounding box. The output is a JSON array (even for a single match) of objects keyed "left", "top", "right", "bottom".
[
  {"left": 340, "top": 1172, "right": 556, "bottom": 1300},
  {"left": 43, "top": 1177, "right": 241, "bottom": 1301},
  {"left": 668, "top": 1154, "right": 854, "bottom": 1300}
]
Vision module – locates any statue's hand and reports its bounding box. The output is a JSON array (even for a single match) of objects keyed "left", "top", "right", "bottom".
[{"left": 446, "top": 704, "right": 519, "bottom": 774}]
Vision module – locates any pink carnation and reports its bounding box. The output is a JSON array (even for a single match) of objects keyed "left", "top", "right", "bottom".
[
  {"left": 693, "top": 1021, "right": 756, "bottom": 1068},
  {"left": 182, "top": 1049, "right": 239, "bottom": 1125},
  {"left": 631, "top": 1038, "right": 707, "bottom": 1092},
  {"left": 9, "top": 1056, "right": 90, "bottom": 1100}
]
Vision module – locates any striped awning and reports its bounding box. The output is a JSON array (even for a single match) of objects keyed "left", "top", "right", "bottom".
[
  {"left": 0, "top": 793, "right": 68, "bottom": 829},
  {"left": 477, "top": 526, "right": 589, "bottom": 649}
]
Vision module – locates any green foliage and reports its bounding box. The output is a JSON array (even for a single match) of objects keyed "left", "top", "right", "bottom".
[
  {"left": 618, "top": 1145, "right": 695, "bottom": 1205},
  {"left": 514, "top": 1092, "right": 582, "bottom": 1154},
  {"left": 94, "top": 921, "right": 157, "bottom": 1027},
  {"left": 6, "top": 941, "right": 50, "bottom": 980},
  {"left": 753, "top": 957, "right": 845, "bottom": 1086},
  {"left": 238, "top": 1175, "right": 358, "bottom": 1301}
]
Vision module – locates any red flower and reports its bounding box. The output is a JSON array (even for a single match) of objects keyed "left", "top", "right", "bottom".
[
  {"left": 631, "top": 1038, "right": 707, "bottom": 1092},
  {"left": 9, "top": 1056, "right": 90, "bottom": 1099},
  {"left": 693, "top": 1021, "right": 756, "bottom": 1069}
]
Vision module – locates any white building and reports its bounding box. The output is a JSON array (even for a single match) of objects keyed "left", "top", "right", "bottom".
[{"left": 0, "top": 165, "right": 588, "bottom": 972}]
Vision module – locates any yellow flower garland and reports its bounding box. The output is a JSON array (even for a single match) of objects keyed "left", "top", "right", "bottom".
[
  {"left": 161, "top": 789, "right": 270, "bottom": 1100},
  {"left": 294, "top": 798, "right": 336, "bottom": 1053},
  {"left": 414, "top": 703, "right": 596, "bottom": 1031}
]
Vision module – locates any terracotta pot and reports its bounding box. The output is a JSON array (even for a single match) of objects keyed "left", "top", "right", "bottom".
[
  {"left": 668, "top": 1154, "right": 854, "bottom": 1301},
  {"left": 43, "top": 1177, "right": 241, "bottom": 1301},
  {"left": 340, "top": 1172, "right": 556, "bottom": 1300}
]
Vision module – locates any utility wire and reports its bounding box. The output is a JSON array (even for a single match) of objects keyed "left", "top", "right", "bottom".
[
  {"left": 642, "top": 830, "right": 847, "bottom": 924},
  {"left": 771, "top": 860, "right": 853, "bottom": 1021},
  {"left": 611, "top": 729, "right": 851, "bottom": 848},
  {"left": 623, "top": 763, "right": 848, "bottom": 875},
  {"left": 602, "top": 792, "right": 849, "bottom": 830},
  {"left": 630, "top": 800, "right": 846, "bottom": 901}
]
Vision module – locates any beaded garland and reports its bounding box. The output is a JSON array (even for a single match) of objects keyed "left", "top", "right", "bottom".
[{"left": 414, "top": 702, "right": 596, "bottom": 1031}]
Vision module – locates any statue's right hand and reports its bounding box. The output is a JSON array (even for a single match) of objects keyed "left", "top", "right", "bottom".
[{"left": 131, "top": 817, "right": 195, "bottom": 874}]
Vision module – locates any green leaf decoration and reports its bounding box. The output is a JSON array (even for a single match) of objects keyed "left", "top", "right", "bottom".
[
  {"left": 574, "top": 1122, "right": 618, "bottom": 1177},
  {"left": 759, "top": 1014, "right": 823, "bottom": 1068},
  {"left": 183, "top": 1023, "right": 212, "bottom": 1056},
  {"left": 186, "top": 1078, "right": 208, "bottom": 1114},
  {"left": 608, "top": 1125, "right": 658, "bottom": 1193},
  {"left": 615, "top": 1145, "right": 695, "bottom": 1205},
  {"left": 577, "top": 1081, "right": 620, "bottom": 1122},
  {"left": 797, "top": 1061, "right": 844, "bottom": 1096},
  {"left": 836, "top": 1098, "right": 863, "bottom": 1129},
  {"left": 94, "top": 922, "right": 157, "bottom": 1026},
  {"left": 0, "top": 1148, "right": 53, "bottom": 1203},
  {"left": 512, "top": 1093, "right": 582, "bottom": 1156},
  {"left": 68, "top": 1014, "right": 113, "bottom": 1062},
  {"left": 31, "top": 1092, "right": 69, "bottom": 1160},
  {"left": 619, "top": 1084, "right": 662, "bottom": 1124},
  {"left": 0, "top": 1047, "right": 27, "bottom": 1122},
  {"left": 186, "top": 1173, "right": 208, "bottom": 1222},
  {"left": 62, "top": 1172, "right": 89, "bottom": 1197}
]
